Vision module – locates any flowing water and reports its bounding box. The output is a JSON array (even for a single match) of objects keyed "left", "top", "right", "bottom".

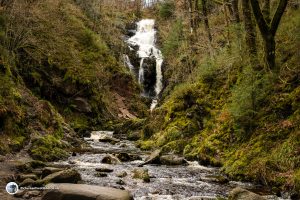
[
  {"left": 126, "top": 19, "right": 163, "bottom": 110},
  {"left": 54, "top": 131, "right": 283, "bottom": 200}
]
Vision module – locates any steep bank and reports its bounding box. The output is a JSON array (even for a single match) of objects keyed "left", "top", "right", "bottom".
[
  {"left": 137, "top": 1, "right": 300, "bottom": 194},
  {"left": 0, "top": 0, "right": 147, "bottom": 160}
]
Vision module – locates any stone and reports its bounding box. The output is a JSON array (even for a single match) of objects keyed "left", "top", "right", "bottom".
[
  {"left": 95, "top": 172, "right": 108, "bottom": 177},
  {"left": 132, "top": 168, "right": 150, "bottom": 183},
  {"left": 42, "top": 183, "right": 133, "bottom": 200},
  {"left": 30, "top": 160, "right": 46, "bottom": 168},
  {"left": 42, "top": 167, "right": 64, "bottom": 178},
  {"left": 95, "top": 168, "right": 113, "bottom": 173},
  {"left": 14, "top": 190, "right": 26, "bottom": 198},
  {"left": 228, "top": 187, "right": 267, "bottom": 200},
  {"left": 159, "top": 155, "right": 188, "bottom": 166},
  {"left": 41, "top": 169, "right": 81, "bottom": 184},
  {"left": 73, "top": 97, "right": 92, "bottom": 113},
  {"left": 116, "top": 179, "right": 125, "bottom": 185},
  {"left": 19, "top": 174, "right": 38, "bottom": 181},
  {"left": 101, "top": 154, "right": 121, "bottom": 165},
  {"left": 115, "top": 153, "right": 142, "bottom": 162},
  {"left": 20, "top": 178, "right": 35, "bottom": 187},
  {"left": 99, "top": 135, "right": 120, "bottom": 144},
  {"left": 23, "top": 190, "right": 41, "bottom": 198},
  {"left": 116, "top": 171, "right": 128, "bottom": 178},
  {"left": 139, "top": 149, "right": 162, "bottom": 166},
  {"left": 201, "top": 175, "right": 229, "bottom": 184}
]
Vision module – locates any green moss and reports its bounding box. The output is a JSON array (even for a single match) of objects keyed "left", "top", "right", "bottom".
[
  {"left": 29, "top": 135, "right": 68, "bottom": 162},
  {"left": 137, "top": 140, "right": 156, "bottom": 151}
]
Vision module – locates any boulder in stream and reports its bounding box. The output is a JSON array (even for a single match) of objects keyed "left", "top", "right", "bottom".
[
  {"left": 228, "top": 187, "right": 267, "bottom": 200},
  {"left": 42, "top": 183, "right": 133, "bottom": 200},
  {"left": 132, "top": 168, "right": 150, "bottom": 183},
  {"left": 101, "top": 154, "right": 121, "bottom": 165},
  {"left": 115, "top": 152, "right": 142, "bottom": 162},
  {"left": 139, "top": 149, "right": 162, "bottom": 166},
  {"left": 159, "top": 155, "right": 188, "bottom": 166},
  {"left": 98, "top": 135, "right": 120, "bottom": 144},
  {"left": 41, "top": 169, "right": 81, "bottom": 184},
  {"left": 95, "top": 168, "right": 113, "bottom": 173}
]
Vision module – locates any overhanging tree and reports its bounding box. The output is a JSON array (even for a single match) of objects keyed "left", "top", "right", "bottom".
[{"left": 250, "top": 0, "right": 288, "bottom": 69}]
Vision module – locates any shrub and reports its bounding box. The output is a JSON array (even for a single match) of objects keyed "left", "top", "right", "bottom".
[{"left": 158, "top": 1, "right": 175, "bottom": 19}]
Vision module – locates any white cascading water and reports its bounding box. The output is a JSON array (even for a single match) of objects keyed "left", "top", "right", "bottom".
[{"left": 127, "top": 19, "right": 163, "bottom": 110}]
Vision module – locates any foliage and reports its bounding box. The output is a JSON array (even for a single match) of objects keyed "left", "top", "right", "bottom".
[
  {"left": 158, "top": 0, "right": 175, "bottom": 19},
  {"left": 162, "top": 19, "right": 183, "bottom": 56}
]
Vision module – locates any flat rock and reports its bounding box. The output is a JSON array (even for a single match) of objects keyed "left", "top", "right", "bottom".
[
  {"left": 19, "top": 174, "right": 38, "bottom": 181},
  {"left": 42, "top": 183, "right": 133, "bottom": 200},
  {"left": 95, "top": 168, "right": 113, "bottom": 173},
  {"left": 159, "top": 155, "right": 188, "bottom": 166},
  {"left": 229, "top": 187, "right": 267, "bottom": 200},
  {"left": 42, "top": 167, "right": 64, "bottom": 178},
  {"left": 41, "top": 169, "right": 81, "bottom": 184},
  {"left": 20, "top": 178, "right": 35, "bottom": 187},
  {"left": 115, "top": 153, "right": 142, "bottom": 162}
]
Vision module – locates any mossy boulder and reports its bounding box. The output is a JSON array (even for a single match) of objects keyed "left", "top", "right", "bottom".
[
  {"left": 132, "top": 168, "right": 150, "bottom": 183},
  {"left": 41, "top": 169, "right": 81, "bottom": 184}
]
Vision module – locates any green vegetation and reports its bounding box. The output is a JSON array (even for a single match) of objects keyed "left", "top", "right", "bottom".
[
  {"left": 0, "top": 0, "right": 146, "bottom": 160},
  {"left": 140, "top": 1, "right": 300, "bottom": 193}
]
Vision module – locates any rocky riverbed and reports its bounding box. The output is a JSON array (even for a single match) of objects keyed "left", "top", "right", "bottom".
[{"left": 0, "top": 131, "right": 290, "bottom": 200}]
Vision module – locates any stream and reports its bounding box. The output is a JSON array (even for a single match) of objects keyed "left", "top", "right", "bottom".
[{"left": 54, "top": 131, "right": 282, "bottom": 200}]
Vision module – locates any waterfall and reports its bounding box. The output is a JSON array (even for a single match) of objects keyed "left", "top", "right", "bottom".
[
  {"left": 127, "top": 19, "right": 163, "bottom": 110},
  {"left": 123, "top": 54, "right": 134, "bottom": 72}
]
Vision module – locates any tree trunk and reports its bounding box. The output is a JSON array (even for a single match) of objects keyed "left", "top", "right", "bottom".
[
  {"left": 201, "top": 0, "right": 212, "bottom": 42},
  {"left": 231, "top": 0, "right": 240, "bottom": 23},
  {"left": 242, "top": 0, "right": 257, "bottom": 59},
  {"left": 262, "top": 0, "right": 271, "bottom": 24},
  {"left": 250, "top": 0, "right": 288, "bottom": 69},
  {"left": 264, "top": 35, "right": 275, "bottom": 70}
]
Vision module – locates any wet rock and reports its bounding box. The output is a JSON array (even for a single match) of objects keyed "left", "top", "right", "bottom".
[
  {"left": 202, "top": 175, "right": 229, "bottom": 184},
  {"left": 99, "top": 135, "right": 120, "bottom": 144},
  {"left": 116, "top": 179, "right": 126, "bottom": 185},
  {"left": 95, "top": 168, "right": 113, "bottom": 173},
  {"left": 132, "top": 168, "right": 150, "bottom": 183},
  {"left": 32, "top": 169, "right": 43, "bottom": 176},
  {"left": 229, "top": 187, "right": 266, "bottom": 200},
  {"left": 30, "top": 160, "right": 46, "bottom": 168},
  {"left": 159, "top": 155, "right": 188, "bottom": 166},
  {"left": 115, "top": 153, "right": 142, "bottom": 162},
  {"left": 14, "top": 190, "right": 26, "bottom": 198},
  {"left": 117, "top": 171, "right": 128, "bottom": 178},
  {"left": 42, "top": 167, "right": 64, "bottom": 178},
  {"left": 41, "top": 169, "right": 81, "bottom": 184},
  {"left": 42, "top": 183, "right": 133, "bottom": 200},
  {"left": 72, "top": 152, "right": 77, "bottom": 156},
  {"left": 23, "top": 190, "right": 41, "bottom": 198},
  {"left": 95, "top": 172, "right": 108, "bottom": 177},
  {"left": 142, "top": 57, "right": 157, "bottom": 96},
  {"left": 68, "top": 160, "right": 76, "bottom": 164},
  {"left": 20, "top": 178, "right": 35, "bottom": 187},
  {"left": 73, "top": 97, "right": 92, "bottom": 113},
  {"left": 139, "top": 149, "right": 162, "bottom": 166},
  {"left": 19, "top": 174, "right": 38, "bottom": 181},
  {"left": 101, "top": 154, "right": 121, "bottom": 165},
  {"left": 127, "top": 131, "right": 141, "bottom": 141}
]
